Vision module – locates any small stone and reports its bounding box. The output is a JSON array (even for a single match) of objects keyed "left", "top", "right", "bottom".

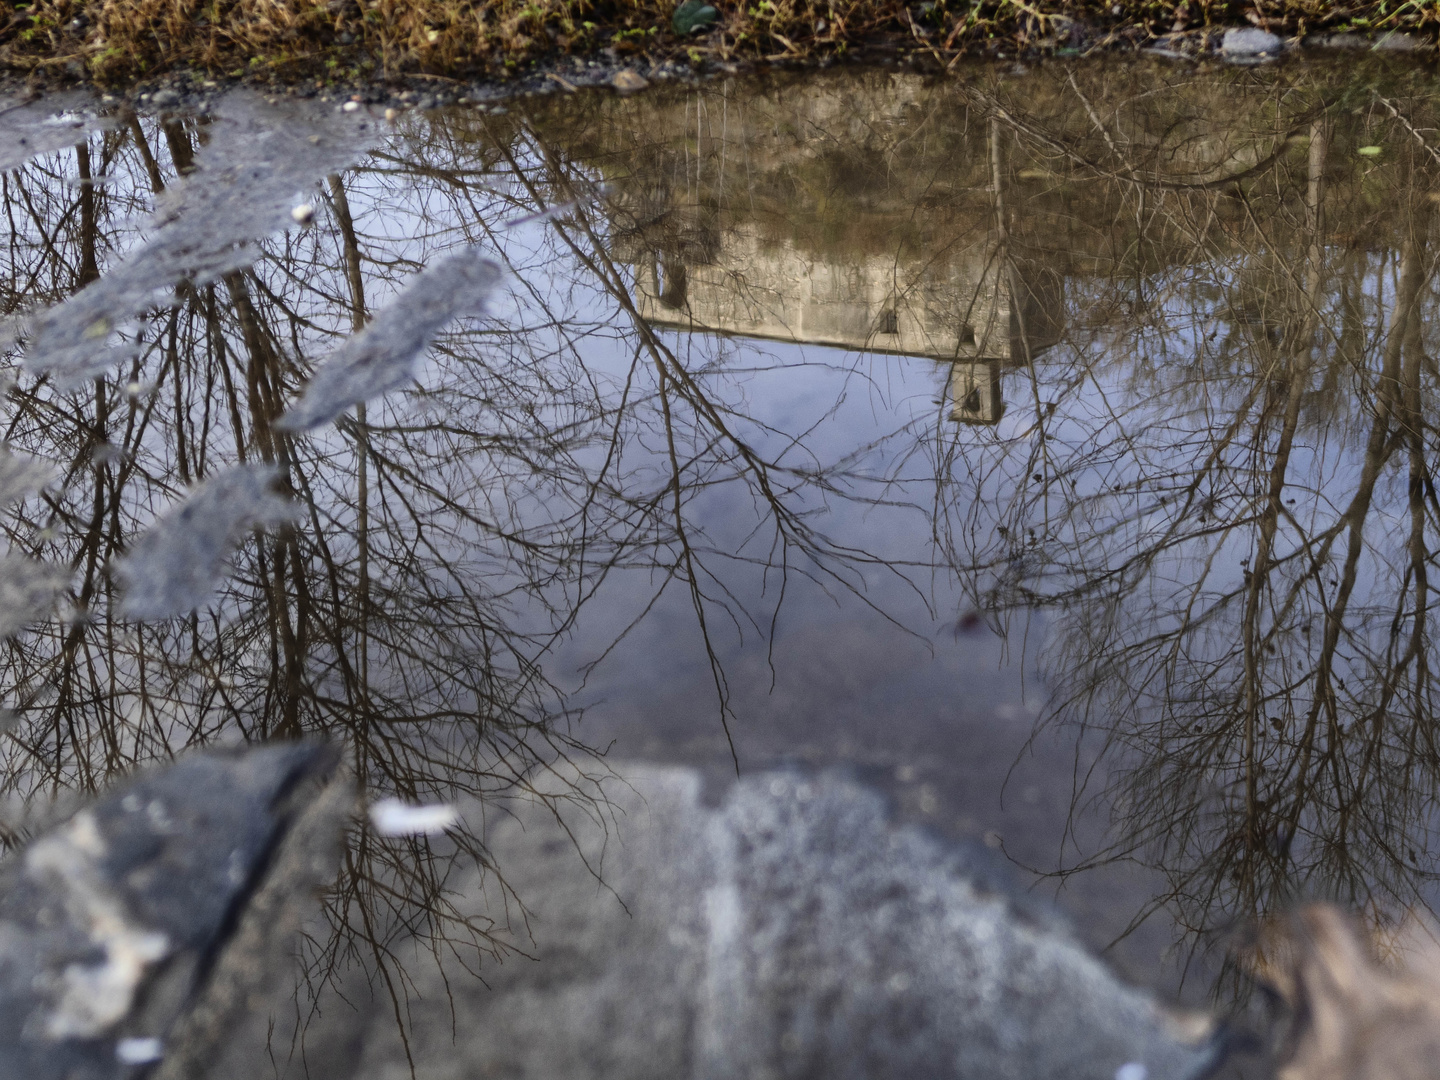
[
  {"left": 150, "top": 88, "right": 180, "bottom": 108},
  {"left": 1220, "top": 27, "right": 1282, "bottom": 55},
  {"left": 612, "top": 69, "right": 649, "bottom": 94},
  {"left": 384, "top": 107, "right": 398, "bottom": 121},
  {"left": 341, "top": 100, "right": 361, "bottom": 112},
  {"left": 290, "top": 203, "right": 315, "bottom": 225}
]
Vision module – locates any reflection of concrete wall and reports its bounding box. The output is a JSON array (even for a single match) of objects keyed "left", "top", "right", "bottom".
[
  {"left": 950, "top": 361, "right": 1004, "bottom": 425},
  {"left": 633, "top": 226, "right": 1062, "bottom": 364}
]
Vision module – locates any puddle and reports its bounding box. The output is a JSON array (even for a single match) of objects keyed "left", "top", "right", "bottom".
[{"left": 2, "top": 57, "right": 1440, "bottom": 1065}]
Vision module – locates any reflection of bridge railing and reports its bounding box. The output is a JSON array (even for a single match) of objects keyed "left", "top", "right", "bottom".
[{"left": 628, "top": 228, "right": 1062, "bottom": 426}]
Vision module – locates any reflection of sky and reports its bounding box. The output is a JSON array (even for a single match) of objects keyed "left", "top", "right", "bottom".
[{"left": 7, "top": 84, "right": 1440, "bottom": 995}]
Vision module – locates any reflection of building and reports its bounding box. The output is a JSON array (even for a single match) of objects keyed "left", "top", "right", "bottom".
[
  {"left": 629, "top": 224, "right": 1061, "bottom": 425},
  {"left": 950, "top": 361, "right": 1004, "bottom": 425}
]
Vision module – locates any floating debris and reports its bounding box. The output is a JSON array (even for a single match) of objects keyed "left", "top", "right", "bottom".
[
  {"left": 277, "top": 251, "right": 502, "bottom": 432},
  {"left": 115, "top": 1038, "right": 164, "bottom": 1065},
  {"left": 290, "top": 202, "right": 315, "bottom": 225},
  {"left": 112, "top": 465, "right": 296, "bottom": 620},
  {"left": 368, "top": 798, "right": 461, "bottom": 836},
  {"left": 23, "top": 93, "right": 371, "bottom": 385}
]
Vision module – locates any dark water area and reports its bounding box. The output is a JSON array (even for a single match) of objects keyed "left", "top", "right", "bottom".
[{"left": 3, "top": 56, "right": 1440, "bottom": 1069}]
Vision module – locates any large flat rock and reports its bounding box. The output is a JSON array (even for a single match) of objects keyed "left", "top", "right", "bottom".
[{"left": 296, "top": 764, "right": 1222, "bottom": 1080}]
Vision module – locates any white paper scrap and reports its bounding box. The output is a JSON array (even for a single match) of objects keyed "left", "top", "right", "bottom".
[
  {"left": 116, "top": 1037, "right": 164, "bottom": 1064},
  {"left": 368, "top": 798, "right": 460, "bottom": 837}
]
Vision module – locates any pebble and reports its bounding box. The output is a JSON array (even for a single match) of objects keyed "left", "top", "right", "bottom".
[
  {"left": 290, "top": 203, "right": 315, "bottom": 225},
  {"left": 1220, "top": 27, "right": 1282, "bottom": 55},
  {"left": 341, "top": 100, "right": 361, "bottom": 112},
  {"left": 612, "top": 69, "right": 649, "bottom": 94}
]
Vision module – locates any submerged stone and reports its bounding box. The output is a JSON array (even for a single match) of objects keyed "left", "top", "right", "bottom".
[
  {"left": 276, "top": 250, "right": 502, "bottom": 432},
  {"left": 0, "top": 743, "right": 345, "bottom": 1080},
  {"left": 112, "top": 464, "right": 295, "bottom": 621},
  {"left": 1221, "top": 28, "right": 1283, "bottom": 55},
  {"left": 22, "top": 92, "right": 371, "bottom": 385},
  {"left": 305, "top": 764, "right": 1224, "bottom": 1080}
]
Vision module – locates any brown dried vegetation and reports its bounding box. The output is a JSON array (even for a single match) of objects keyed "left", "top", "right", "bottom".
[
  {"left": 1258, "top": 906, "right": 1440, "bottom": 1080},
  {"left": 2, "top": 0, "right": 1440, "bottom": 84}
]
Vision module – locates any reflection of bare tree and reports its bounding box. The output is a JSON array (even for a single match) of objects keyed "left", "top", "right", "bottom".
[
  {"left": 921, "top": 76, "right": 1440, "bottom": 984},
  {"left": 0, "top": 95, "right": 947, "bottom": 1052},
  {"left": 526, "top": 63, "right": 1440, "bottom": 984},
  {"left": 6, "top": 64, "right": 1440, "bottom": 1030}
]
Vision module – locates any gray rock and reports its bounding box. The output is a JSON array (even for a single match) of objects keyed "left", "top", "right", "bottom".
[
  {"left": 0, "top": 743, "right": 346, "bottom": 1080},
  {"left": 299, "top": 764, "right": 1223, "bottom": 1080},
  {"left": 1221, "top": 27, "right": 1283, "bottom": 55},
  {"left": 276, "top": 249, "right": 502, "bottom": 433},
  {"left": 112, "top": 464, "right": 295, "bottom": 620},
  {"left": 23, "top": 92, "right": 373, "bottom": 384}
]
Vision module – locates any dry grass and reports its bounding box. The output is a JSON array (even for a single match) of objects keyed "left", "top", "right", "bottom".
[
  {"left": 0, "top": 0, "right": 1437, "bottom": 85},
  {"left": 1249, "top": 906, "right": 1440, "bottom": 1080}
]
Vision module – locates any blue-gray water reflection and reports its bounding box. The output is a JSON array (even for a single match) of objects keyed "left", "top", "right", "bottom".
[{"left": 3, "top": 58, "right": 1440, "bottom": 1041}]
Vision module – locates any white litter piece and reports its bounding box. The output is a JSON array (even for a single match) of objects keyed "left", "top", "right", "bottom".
[
  {"left": 116, "top": 1036, "right": 164, "bottom": 1064},
  {"left": 112, "top": 464, "right": 296, "bottom": 620},
  {"left": 368, "top": 798, "right": 461, "bottom": 837},
  {"left": 276, "top": 250, "right": 501, "bottom": 432}
]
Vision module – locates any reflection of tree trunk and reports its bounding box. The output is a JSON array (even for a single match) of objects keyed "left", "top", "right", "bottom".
[
  {"left": 223, "top": 270, "right": 309, "bottom": 737},
  {"left": 161, "top": 120, "right": 195, "bottom": 176},
  {"left": 1239, "top": 125, "right": 1328, "bottom": 890},
  {"left": 1284, "top": 192, "right": 1432, "bottom": 852},
  {"left": 75, "top": 142, "right": 99, "bottom": 288},
  {"left": 327, "top": 173, "right": 372, "bottom": 783},
  {"left": 127, "top": 117, "right": 166, "bottom": 194},
  {"left": 1344, "top": 201, "right": 1435, "bottom": 834}
]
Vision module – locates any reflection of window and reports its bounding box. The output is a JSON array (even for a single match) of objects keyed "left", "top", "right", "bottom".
[
  {"left": 959, "top": 323, "right": 976, "bottom": 346},
  {"left": 656, "top": 258, "right": 688, "bottom": 310},
  {"left": 963, "top": 387, "right": 981, "bottom": 415},
  {"left": 878, "top": 308, "right": 899, "bottom": 335}
]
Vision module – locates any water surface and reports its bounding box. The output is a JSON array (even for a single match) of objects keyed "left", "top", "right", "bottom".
[{"left": 3, "top": 56, "right": 1439, "bottom": 1050}]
